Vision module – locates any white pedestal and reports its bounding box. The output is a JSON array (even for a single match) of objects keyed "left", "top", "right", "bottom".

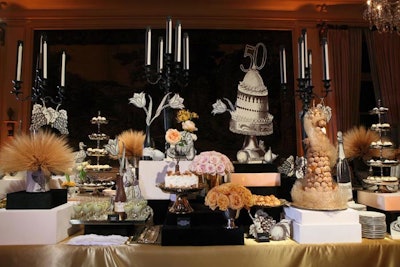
[
  {"left": 284, "top": 206, "right": 361, "bottom": 244},
  {"left": 357, "top": 190, "right": 400, "bottom": 211},
  {"left": 0, "top": 203, "right": 79, "bottom": 245},
  {"left": 138, "top": 160, "right": 192, "bottom": 200},
  {"left": 284, "top": 206, "right": 359, "bottom": 224},
  {"left": 292, "top": 221, "right": 361, "bottom": 244},
  {"left": 230, "top": 173, "right": 280, "bottom": 187}
]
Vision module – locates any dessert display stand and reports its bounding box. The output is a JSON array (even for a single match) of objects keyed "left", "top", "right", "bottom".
[
  {"left": 82, "top": 111, "right": 115, "bottom": 193},
  {"left": 138, "top": 160, "right": 191, "bottom": 225},
  {"left": 138, "top": 160, "right": 244, "bottom": 245},
  {"left": 357, "top": 102, "right": 400, "bottom": 231}
]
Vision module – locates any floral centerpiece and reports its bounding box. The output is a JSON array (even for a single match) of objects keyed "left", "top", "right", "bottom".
[
  {"left": 205, "top": 182, "right": 253, "bottom": 211},
  {"left": 205, "top": 182, "right": 253, "bottom": 228},
  {"left": 165, "top": 109, "right": 198, "bottom": 162},
  {"left": 75, "top": 161, "right": 89, "bottom": 183},
  {"left": 0, "top": 131, "right": 75, "bottom": 192},
  {"left": 62, "top": 174, "right": 78, "bottom": 198},
  {"left": 189, "top": 150, "right": 234, "bottom": 189}
]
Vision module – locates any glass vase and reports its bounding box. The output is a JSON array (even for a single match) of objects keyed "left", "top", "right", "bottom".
[{"left": 202, "top": 173, "right": 223, "bottom": 191}]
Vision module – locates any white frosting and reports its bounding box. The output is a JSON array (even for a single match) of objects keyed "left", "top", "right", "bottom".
[{"left": 165, "top": 172, "right": 198, "bottom": 188}]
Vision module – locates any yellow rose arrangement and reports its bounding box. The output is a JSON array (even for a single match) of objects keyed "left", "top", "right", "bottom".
[
  {"left": 62, "top": 174, "right": 76, "bottom": 188},
  {"left": 61, "top": 180, "right": 76, "bottom": 188},
  {"left": 176, "top": 109, "right": 199, "bottom": 124},
  {"left": 205, "top": 182, "right": 253, "bottom": 211}
]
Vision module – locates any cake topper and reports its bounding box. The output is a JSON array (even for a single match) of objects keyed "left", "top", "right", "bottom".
[{"left": 211, "top": 43, "right": 274, "bottom": 163}]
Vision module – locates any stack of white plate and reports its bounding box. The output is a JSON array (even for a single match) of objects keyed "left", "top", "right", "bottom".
[
  {"left": 348, "top": 202, "right": 367, "bottom": 211},
  {"left": 359, "top": 211, "right": 386, "bottom": 239}
]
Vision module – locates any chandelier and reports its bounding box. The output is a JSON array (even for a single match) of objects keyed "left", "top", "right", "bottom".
[{"left": 363, "top": 0, "right": 400, "bottom": 33}]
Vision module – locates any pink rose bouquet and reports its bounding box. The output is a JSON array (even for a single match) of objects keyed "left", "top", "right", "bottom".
[{"left": 189, "top": 150, "right": 234, "bottom": 176}]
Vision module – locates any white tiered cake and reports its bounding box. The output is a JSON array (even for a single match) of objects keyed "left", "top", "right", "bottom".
[{"left": 229, "top": 67, "right": 273, "bottom": 136}]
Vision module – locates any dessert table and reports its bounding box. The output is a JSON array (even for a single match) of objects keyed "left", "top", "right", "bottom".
[{"left": 0, "top": 230, "right": 399, "bottom": 267}]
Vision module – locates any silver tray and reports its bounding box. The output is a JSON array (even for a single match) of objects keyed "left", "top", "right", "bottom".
[{"left": 70, "top": 217, "right": 148, "bottom": 225}]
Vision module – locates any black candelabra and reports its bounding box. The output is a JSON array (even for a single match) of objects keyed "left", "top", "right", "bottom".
[
  {"left": 144, "top": 17, "right": 189, "bottom": 132},
  {"left": 11, "top": 35, "right": 66, "bottom": 107},
  {"left": 279, "top": 29, "right": 332, "bottom": 153}
]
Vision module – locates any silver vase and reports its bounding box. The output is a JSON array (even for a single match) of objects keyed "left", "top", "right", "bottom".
[
  {"left": 26, "top": 169, "right": 50, "bottom": 192},
  {"left": 223, "top": 208, "right": 240, "bottom": 229}
]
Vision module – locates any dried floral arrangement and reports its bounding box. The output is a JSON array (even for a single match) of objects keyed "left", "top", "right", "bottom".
[
  {"left": 343, "top": 125, "right": 379, "bottom": 159},
  {"left": 0, "top": 131, "right": 75, "bottom": 176},
  {"left": 116, "top": 129, "right": 146, "bottom": 159}
]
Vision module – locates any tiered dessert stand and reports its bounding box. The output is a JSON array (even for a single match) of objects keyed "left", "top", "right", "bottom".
[
  {"left": 87, "top": 111, "right": 111, "bottom": 170},
  {"left": 82, "top": 111, "right": 114, "bottom": 193},
  {"left": 364, "top": 100, "right": 399, "bottom": 193}
]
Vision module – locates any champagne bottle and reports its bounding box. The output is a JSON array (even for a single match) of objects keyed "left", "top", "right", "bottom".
[
  {"left": 336, "top": 131, "right": 353, "bottom": 202},
  {"left": 114, "top": 173, "right": 127, "bottom": 220}
]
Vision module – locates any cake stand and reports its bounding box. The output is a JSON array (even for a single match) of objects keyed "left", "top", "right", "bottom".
[{"left": 157, "top": 183, "right": 206, "bottom": 214}]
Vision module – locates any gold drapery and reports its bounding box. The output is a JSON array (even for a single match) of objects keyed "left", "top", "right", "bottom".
[{"left": 0, "top": 232, "right": 399, "bottom": 267}]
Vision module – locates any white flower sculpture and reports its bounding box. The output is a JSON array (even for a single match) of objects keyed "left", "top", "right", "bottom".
[
  {"left": 211, "top": 98, "right": 235, "bottom": 115},
  {"left": 129, "top": 92, "right": 184, "bottom": 126}
]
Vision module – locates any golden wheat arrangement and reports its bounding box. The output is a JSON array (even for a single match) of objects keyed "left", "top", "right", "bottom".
[
  {"left": 117, "top": 129, "right": 146, "bottom": 158},
  {"left": 343, "top": 125, "right": 379, "bottom": 159},
  {"left": 0, "top": 131, "right": 75, "bottom": 176}
]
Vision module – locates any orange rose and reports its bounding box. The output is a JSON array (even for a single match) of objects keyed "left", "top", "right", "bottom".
[
  {"left": 229, "top": 192, "right": 243, "bottom": 210},
  {"left": 205, "top": 190, "right": 218, "bottom": 210},
  {"left": 165, "top": 129, "right": 181, "bottom": 145},
  {"left": 242, "top": 193, "right": 254, "bottom": 208},
  {"left": 216, "top": 194, "right": 230, "bottom": 211},
  {"left": 216, "top": 184, "right": 231, "bottom": 195}
]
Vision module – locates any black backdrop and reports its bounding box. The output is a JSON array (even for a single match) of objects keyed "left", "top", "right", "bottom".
[{"left": 34, "top": 28, "right": 297, "bottom": 165}]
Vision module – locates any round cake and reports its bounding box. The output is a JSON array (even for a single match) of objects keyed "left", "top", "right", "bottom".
[
  {"left": 164, "top": 171, "right": 198, "bottom": 188},
  {"left": 229, "top": 67, "right": 273, "bottom": 136}
]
